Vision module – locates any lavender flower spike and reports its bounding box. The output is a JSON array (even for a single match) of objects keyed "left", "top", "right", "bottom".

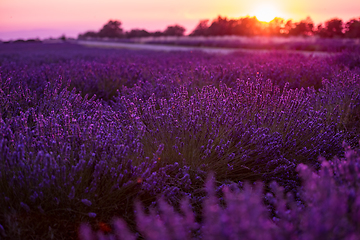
[{"left": 81, "top": 199, "right": 92, "bottom": 207}]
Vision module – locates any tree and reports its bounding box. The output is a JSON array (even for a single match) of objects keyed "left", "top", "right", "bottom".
[
  {"left": 78, "top": 31, "right": 98, "bottom": 39},
  {"left": 125, "top": 29, "right": 151, "bottom": 38},
  {"left": 163, "top": 25, "right": 186, "bottom": 36},
  {"left": 283, "top": 20, "right": 294, "bottom": 35},
  {"left": 98, "top": 20, "right": 124, "bottom": 38},
  {"left": 239, "top": 17, "right": 261, "bottom": 36},
  {"left": 152, "top": 31, "right": 163, "bottom": 37},
  {"left": 190, "top": 20, "right": 210, "bottom": 36},
  {"left": 268, "top": 17, "right": 285, "bottom": 36},
  {"left": 59, "top": 34, "right": 66, "bottom": 41},
  {"left": 316, "top": 24, "right": 327, "bottom": 38},
  {"left": 345, "top": 18, "right": 360, "bottom": 38},
  {"left": 289, "top": 17, "right": 314, "bottom": 36},
  {"left": 323, "top": 18, "right": 344, "bottom": 38},
  {"left": 218, "top": 17, "right": 261, "bottom": 36},
  {"left": 207, "top": 16, "right": 235, "bottom": 36}
]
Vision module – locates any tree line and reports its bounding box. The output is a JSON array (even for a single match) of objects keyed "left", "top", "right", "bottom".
[
  {"left": 190, "top": 16, "right": 360, "bottom": 38},
  {"left": 78, "top": 16, "right": 360, "bottom": 40},
  {"left": 78, "top": 20, "right": 186, "bottom": 39}
]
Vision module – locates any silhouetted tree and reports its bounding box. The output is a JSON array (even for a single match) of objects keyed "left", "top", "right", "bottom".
[
  {"left": 152, "top": 31, "right": 163, "bottom": 37},
  {"left": 224, "top": 16, "right": 260, "bottom": 36},
  {"left": 267, "top": 17, "right": 285, "bottom": 36},
  {"left": 163, "top": 25, "right": 186, "bottom": 36},
  {"left": 98, "top": 20, "right": 124, "bottom": 38},
  {"left": 289, "top": 17, "right": 314, "bottom": 36},
  {"left": 190, "top": 20, "right": 210, "bottom": 36},
  {"left": 345, "top": 18, "right": 360, "bottom": 38},
  {"left": 125, "top": 29, "right": 151, "bottom": 38},
  {"left": 240, "top": 17, "right": 261, "bottom": 36},
  {"left": 59, "top": 34, "right": 66, "bottom": 41},
  {"left": 207, "top": 16, "right": 235, "bottom": 36},
  {"left": 78, "top": 31, "right": 98, "bottom": 39},
  {"left": 283, "top": 20, "right": 294, "bottom": 35},
  {"left": 231, "top": 19, "right": 244, "bottom": 36},
  {"left": 316, "top": 24, "right": 327, "bottom": 38},
  {"left": 319, "top": 18, "right": 344, "bottom": 38}
]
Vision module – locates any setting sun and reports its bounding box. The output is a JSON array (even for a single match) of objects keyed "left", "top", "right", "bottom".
[{"left": 252, "top": 4, "right": 281, "bottom": 22}]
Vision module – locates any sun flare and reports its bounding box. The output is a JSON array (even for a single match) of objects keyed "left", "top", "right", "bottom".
[{"left": 252, "top": 4, "right": 281, "bottom": 22}]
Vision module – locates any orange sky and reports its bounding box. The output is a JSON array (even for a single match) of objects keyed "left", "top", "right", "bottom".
[{"left": 1, "top": 0, "right": 359, "bottom": 40}]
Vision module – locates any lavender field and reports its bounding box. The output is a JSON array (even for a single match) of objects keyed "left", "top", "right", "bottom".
[{"left": 1, "top": 42, "right": 360, "bottom": 239}]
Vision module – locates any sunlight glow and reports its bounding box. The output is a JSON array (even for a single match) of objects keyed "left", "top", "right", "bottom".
[{"left": 252, "top": 4, "right": 281, "bottom": 22}]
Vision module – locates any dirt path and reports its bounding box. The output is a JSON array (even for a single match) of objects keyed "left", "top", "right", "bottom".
[{"left": 77, "top": 40, "right": 335, "bottom": 57}]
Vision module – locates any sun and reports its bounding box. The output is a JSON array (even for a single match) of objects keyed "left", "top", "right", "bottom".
[{"left": 252, "top": 4, "right": 281, "bottom": 22}]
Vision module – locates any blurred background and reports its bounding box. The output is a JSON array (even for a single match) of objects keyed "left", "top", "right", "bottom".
[{"left": 1, "top": 0, "right": 360, "bottom": 41}]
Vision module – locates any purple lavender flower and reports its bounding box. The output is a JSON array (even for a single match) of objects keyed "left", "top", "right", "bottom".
[
  {"left": 81, "top": 199, "right": 92, "bottom": 207},
  {"left": 68, "top": 186, "right": 75, "bottom": 200}
]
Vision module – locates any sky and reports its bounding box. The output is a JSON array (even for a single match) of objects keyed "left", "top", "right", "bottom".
[{"left": 1, "top": 0, "right": 359, "bottom": 41}]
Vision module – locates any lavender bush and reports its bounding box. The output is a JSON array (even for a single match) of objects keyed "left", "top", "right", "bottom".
[
  {"left": 0, "top": 42, "right": 360, "bottom": 239},
  {"left": 79, "top": 145, "right": 360, "bottom": 240}
]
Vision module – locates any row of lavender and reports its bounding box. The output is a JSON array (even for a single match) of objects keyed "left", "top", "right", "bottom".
[
  {"left": 1, "top": 42, "right": 359, "bottom": 102},
  {"left": 0, "top": 43, "right": 359, "bottom": 239}
]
